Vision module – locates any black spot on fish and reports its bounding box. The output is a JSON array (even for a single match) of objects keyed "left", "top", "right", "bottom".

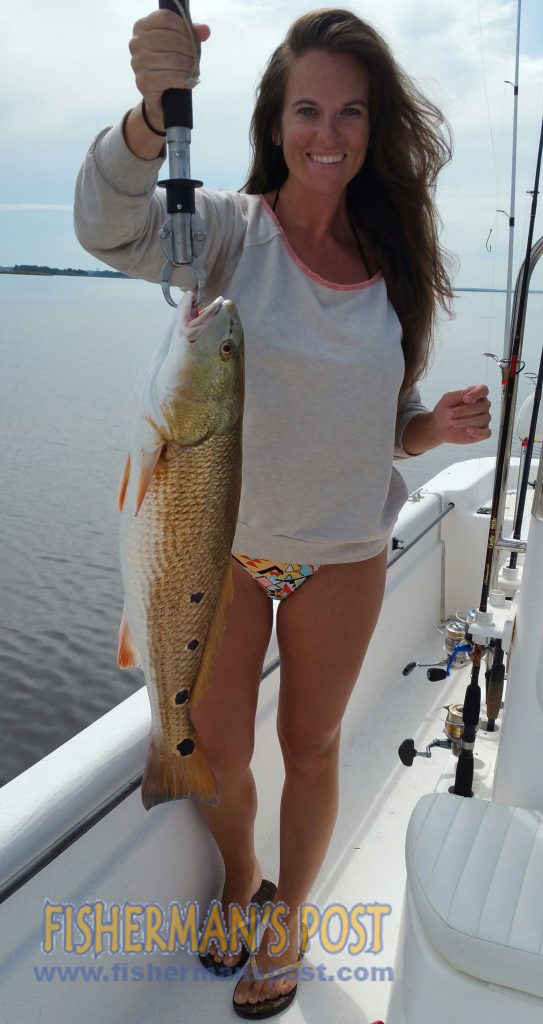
[
  {"left": 177, "top": 738, "right": 195, "bottom": 756},
  {"left": 175, "top": 689, "right": 189, "bottom": 705},
  {"left": 191, "top": 592, "right": 205, "bottom": 603},
  {"left": 187, "top": 639, "right": 199, "bottom": 651}
]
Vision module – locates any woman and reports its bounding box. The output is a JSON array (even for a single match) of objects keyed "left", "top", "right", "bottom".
[{"left": 74, "top": 7, "right": 491, "bottom": 1018}]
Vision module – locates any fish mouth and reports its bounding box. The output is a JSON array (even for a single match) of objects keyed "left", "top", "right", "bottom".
[
  {"left": 191, "top": 297, "right": 223, "bottom": 323},
  {"left": 185, "top": 296, "right": 224, "bottom": 342}
]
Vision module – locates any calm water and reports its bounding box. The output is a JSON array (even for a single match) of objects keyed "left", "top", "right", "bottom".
[{"left": 1, "top": 275, "right": 542, "bottom": 786}]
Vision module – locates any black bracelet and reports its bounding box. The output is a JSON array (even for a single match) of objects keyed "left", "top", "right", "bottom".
[{"left": 141, "top": 99, "right": 166, "bottom": 137}]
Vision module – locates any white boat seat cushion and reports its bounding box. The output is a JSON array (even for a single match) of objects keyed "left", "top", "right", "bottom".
[{"left": 406, "top": 792, "right": 543, "bottom": 999}]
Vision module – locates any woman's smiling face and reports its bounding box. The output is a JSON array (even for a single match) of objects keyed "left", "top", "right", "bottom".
[{"left": 277, "top": 49, "right": 371, "bottom": 198}]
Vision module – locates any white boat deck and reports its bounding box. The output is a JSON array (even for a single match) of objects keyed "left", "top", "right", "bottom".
[{"left": 0, "top": 636, "right": 495, "bottom": 1024}]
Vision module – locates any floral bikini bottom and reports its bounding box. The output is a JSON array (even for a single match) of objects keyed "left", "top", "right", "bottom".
[{"left": 232, "top": 552, "right": 321, "bottom": 601}]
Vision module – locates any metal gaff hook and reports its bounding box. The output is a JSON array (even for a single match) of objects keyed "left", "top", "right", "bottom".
[{"left": 160, "top": 256, "right": 205, "bottom": 309}]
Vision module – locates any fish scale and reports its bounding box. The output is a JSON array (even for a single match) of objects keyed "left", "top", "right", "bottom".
[{"left": 144, "top": 437, "right": 240, "bottom": 730}]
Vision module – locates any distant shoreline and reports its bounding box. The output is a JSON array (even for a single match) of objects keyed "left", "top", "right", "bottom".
[
  {"left": 0, "top": 265, "right": 127, "bottom": 279},
  {"left": 0, "top": 266, "right": 541, "bottom": 294}
]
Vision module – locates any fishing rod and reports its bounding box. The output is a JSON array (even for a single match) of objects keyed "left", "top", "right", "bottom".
[
  {"left": 508, "top": 314, "right": 543, "bottom": 571},
  {"left": 501, "top": 0, "right": 522, "bottom": 354},
  {"left": 453, "top": 112, "right": 543, "bottom": 798},
  {"left": 487, "top": 235, "right": 543, "bottom": 589},
  {"left": 157, "top": 0, "right": 206, "bottom": 308}
]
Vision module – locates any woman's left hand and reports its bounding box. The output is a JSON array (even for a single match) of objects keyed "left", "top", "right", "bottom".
[{"left": 432, "top": 385, "right": 492, "bottom": 445}]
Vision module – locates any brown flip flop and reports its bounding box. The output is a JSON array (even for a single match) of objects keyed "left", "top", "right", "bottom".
[{"left": 198, "top": 878, "right": 277, "bottom": 976}]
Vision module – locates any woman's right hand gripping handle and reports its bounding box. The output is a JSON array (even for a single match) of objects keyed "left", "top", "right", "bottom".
[{"left": 124, "top": 9, "right": 210, "bottom": 159}]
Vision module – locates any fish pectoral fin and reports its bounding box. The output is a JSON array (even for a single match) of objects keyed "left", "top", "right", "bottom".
[
  {"left": 135, "top": 443, "right": 167, "bottom": 516},
  {"left": 117, "top": 610, "right": 142, "bottom": 669},
  {"left": 190, "top": 556, "right": 234, "bottom": 705},
  {"left": 118, "top": 452, "right": 131, "bottom": 511}
]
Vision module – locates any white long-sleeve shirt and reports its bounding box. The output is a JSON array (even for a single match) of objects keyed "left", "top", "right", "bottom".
[{"left": 74, "top": 117, "right": 429, "bottom": 564}]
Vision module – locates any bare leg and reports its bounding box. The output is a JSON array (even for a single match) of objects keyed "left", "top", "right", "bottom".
[
  {"left": 234, "top": 547, "right": 387, "bottom": 1004},
  {"left": 196, "top": 772, "right": 262, "bottom": 967},
  {"left": 276, "top": 731, "right": 341, "bottom": 909},
  {"left": 191, "top": 556, "right": 274, "bottom": 966}
]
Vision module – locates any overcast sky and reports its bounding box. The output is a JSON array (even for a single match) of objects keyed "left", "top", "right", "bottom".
[{"left": 1, "top": 0, "right": 542, "bottom": 285}]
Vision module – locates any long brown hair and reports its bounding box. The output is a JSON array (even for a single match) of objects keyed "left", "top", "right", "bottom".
[{"left": 242, "top": 8, "right": 455, "bottom": 394}]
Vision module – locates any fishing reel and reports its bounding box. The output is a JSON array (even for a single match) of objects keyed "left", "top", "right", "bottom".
[
  {"left": 398, "top": 736, "right": 452, "bottom": 766},
  {"left": 402, "top": 614, "right": 503, "bottom": 702},
  {"left": 402, "top": 613, "right": 476, "bottom": 681},
  {"left": 398, "top": 702, "right": 483, "bottom": 767},
  {"left": 398, "top": 610, "right": 502, "bottom": 770},
  {"left": 399, "top": 698, "right": 484, "bottom": 762}
]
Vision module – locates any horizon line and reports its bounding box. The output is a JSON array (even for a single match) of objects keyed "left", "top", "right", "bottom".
[{"left": 0, "top": 204, "right": 73, "bottom": 212}]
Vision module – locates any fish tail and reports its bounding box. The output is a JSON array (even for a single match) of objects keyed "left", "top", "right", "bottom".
[{"left": 141, "top": 733, "right": 220, "bottom": 810}]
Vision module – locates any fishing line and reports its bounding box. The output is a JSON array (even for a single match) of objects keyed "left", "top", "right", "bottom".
[
  {"left": 490, "top": 17, "right": 515, "bottom": 267},
  {"left": 477, "top": 0, "right": 500, "bottom": 206},
  {"left": 518, "top": 93, "right": 543, "bottom": 247},
  {"left": 475, "top": 0, "right": 507, "bottom": 469}
]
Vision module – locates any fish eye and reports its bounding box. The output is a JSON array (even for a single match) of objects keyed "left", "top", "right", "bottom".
[{"left": 220, "top": 341, "right": 233, "bottom": 359}]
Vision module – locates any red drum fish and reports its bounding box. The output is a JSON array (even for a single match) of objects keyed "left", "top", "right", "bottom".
[{"left": 117, "top": 292, "right": 244, "bottom": 810}]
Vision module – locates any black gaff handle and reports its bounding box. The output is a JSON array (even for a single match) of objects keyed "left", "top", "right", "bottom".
[{"left": 159, "top": 0, "right": 194, "bottom": 130}]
